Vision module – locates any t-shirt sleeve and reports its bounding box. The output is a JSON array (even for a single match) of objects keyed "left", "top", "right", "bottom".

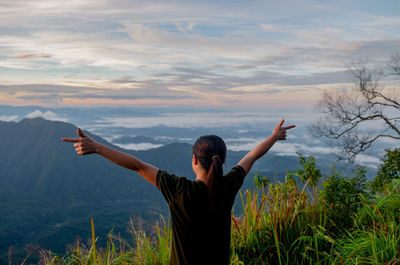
[
  {"left": 223, "top": 165, "right": 246, "bottom": 194},
  {"left": 156, "top": 169, "right": 186, "bottom": 205}
]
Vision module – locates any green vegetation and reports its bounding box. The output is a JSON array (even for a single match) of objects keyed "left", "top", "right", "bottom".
[
  {"left": 369, "top": 148, "right": 400, "bottom": 193},
  {"left": 35, "top": 148, "right": 400, "bottom": 265}
]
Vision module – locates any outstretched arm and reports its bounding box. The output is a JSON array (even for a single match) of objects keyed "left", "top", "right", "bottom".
[
  {"left": 62, "top": 128, "right": 159, "bottom": 186},
  {"left": 237, "top": 119, "right": 295, "bottom": 175}
]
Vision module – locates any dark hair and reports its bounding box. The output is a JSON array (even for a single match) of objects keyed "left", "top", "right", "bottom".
[{"left": 192, "top": 135, "right": 227, "bottom": 207}]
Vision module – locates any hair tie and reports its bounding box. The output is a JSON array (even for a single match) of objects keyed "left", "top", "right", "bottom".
[{"left": 212, "top": 155, "right": 219, "bottom": 160}]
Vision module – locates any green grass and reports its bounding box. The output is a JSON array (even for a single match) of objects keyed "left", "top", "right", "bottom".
[
  {"left": 21, "top": 153, "right": 400, "bottom": 265},
  {"left": 41, "top": 185, "right": 400, "bottom": 264},
  {"left": 39, "top": 192, "right": 400, "bottom": 265}
]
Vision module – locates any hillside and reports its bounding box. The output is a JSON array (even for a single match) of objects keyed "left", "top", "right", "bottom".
[
  {"left": 0, "top": 118, "right": 164, "bottom": 263},
  {"left": 0, "top": 117, "right": 332, "bottom": 264}
]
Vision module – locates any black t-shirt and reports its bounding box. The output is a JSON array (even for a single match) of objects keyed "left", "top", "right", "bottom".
[{"left": 156, "top": 165, "right": 246, "bottom": 265}]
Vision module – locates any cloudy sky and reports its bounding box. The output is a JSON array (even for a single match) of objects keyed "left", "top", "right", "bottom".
[{"left": 1, "top": 0, "right": 399, "bottom": 109}]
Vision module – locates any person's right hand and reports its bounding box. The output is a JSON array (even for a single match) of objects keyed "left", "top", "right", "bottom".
[
  {"left": 62, "top": 128, "right": 100, "bottom": 155},
  {"left": 272, "top": 119, "right": 296, "bottom": 141}
]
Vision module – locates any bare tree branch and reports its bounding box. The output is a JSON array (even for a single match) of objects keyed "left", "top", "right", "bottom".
[
  {"left": 388, "top": 53, "right": 400, "bottom": 77},
  {"left": 311, "top": 54, "right": 400, "bottom": 162}
]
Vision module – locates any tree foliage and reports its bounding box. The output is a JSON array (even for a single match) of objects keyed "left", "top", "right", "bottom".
[
  {"left": 290, "top": 153, "right": 321, "bottom": 187},
  {"left": 369, "top": 148, "right": 400, "bottom": 193},
  {"left": 320, "top": 165, "right": 368, "bottom": 229},
  {"left": 311, "top": 53, "right": 400, "bottom": 161}
]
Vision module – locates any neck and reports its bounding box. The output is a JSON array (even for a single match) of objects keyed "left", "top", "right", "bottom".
[{"left": 195, "top": 170, "right": 208, "bottom": 184}]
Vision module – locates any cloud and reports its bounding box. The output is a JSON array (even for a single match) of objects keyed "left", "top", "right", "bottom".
[
  {"left": 113, "top": 142, "right": 164, "bottom": 151},
  {"left": 1, "top": 0, "right": 399, "bottom": 108},
  {"left": 99, "top": 112, "right": 280, "bottom": 129},
  {"left": 175, "top": 21, "right": 195, "bottom": 33},
  {"left": 0, "top": 115, "right": 19, "bottom": 122},
  {"left": 261, "top": 23, "right": 280, "bottom": 32},
  {"left": 226, "top": 137, "right": 361, "bottom": 167},
  {"left": 25, "top": 110, "right": 68, "bottom": 122},
  {"left": 13, "top": 53, "right": 51, "bottom": 60},
  {"left": 267, "top": 142, "right": 340, "bottom": 157},
  {"left": 227, "top": 137, "right": 265, "bottom": 151},
  {"left": 0, "top": 83, "right": 200, "bottom": 107},
  {"left": 270, "top": 142, "right": 382, "bottom": 168},
  {"left": 355, "top": 154, "right": 381, "bottom": 169}
]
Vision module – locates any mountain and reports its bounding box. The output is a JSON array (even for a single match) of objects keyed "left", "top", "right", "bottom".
[
  {"left": 0, "top": 117, "right": 345, "bottom": 264},
  {"left": 0, "top": 118, "right": 166, "bottom": 263}
]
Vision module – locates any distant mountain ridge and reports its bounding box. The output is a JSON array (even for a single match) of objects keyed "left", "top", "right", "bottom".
[
  {"left": 0, "top": 117, "right": 340, "bottom": 264},
  {"left": 0, "top": 118, "right": 165, "bottom": 263}
]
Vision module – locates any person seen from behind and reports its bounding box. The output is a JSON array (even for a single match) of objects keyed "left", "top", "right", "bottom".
[{"left": 62, "top": 119, "right": 295, "bottom": 265}]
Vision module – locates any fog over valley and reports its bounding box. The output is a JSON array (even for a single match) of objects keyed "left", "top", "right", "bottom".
[{"left": 0, "top": 105, "right": 385, "bottom": 170}]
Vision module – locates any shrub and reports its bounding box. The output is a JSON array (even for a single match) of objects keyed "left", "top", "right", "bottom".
[
  {"left": 369, "top": 148, "right": 400, "bottom": 193},
  {"left": 319, "top": 165, "right": 368, "bottom": 231}
]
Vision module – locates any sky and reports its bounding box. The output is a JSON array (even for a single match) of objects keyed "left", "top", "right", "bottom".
[{"left": 0, "top": 0, "right": 399, "bottom": 110}]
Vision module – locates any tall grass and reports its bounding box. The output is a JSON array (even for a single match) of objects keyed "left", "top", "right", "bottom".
[
  {"left": 41, "top": 217, "right": 167, "bottom": 265},
  {"left": 131, "top": 216, "right": 171, "bottom": 265},
  {"left": 40, "top": 155, "right": 400, "bottom": 265},
  {"left": 230, "top": 174, "right": 331, "bottom": 265},
  {"left": 332, "top": 195, "right": 400, "bottom": 265}
]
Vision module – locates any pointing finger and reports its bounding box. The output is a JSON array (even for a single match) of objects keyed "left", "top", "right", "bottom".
[
  {"left": 62, "top": 138, "right": 81, "bottom": 143},
  {"left": 77, "top": 128, "right": 86, "bottom": 138},
  {"left": 283, "top": 125, "right": 296, "bottom": 130}
]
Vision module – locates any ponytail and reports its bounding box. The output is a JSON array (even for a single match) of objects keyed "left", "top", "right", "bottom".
[
  {"left": 192, "top": 135, "right": 226, "bottom": 209},
  {"left": 206, "top": 155, "right": 223, "bottom": 202}
]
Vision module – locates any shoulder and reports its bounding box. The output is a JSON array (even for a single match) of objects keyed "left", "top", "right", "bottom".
[
  {"left": 224, "top": 165, "right": 246, "bottom": 179},
  {"left": 156, "top": 170, "right": 190, "bottom": 190},
  {"left": 156, "top": 169, "right": 195, "bottom": 203},
  {"left": 222, "top": 165, "right": 247, "bottom": 192}
]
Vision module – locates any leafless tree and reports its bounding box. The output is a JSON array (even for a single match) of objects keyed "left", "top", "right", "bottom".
[{"left": 311, "top": 53, "right": 400, "bottom": 162}]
